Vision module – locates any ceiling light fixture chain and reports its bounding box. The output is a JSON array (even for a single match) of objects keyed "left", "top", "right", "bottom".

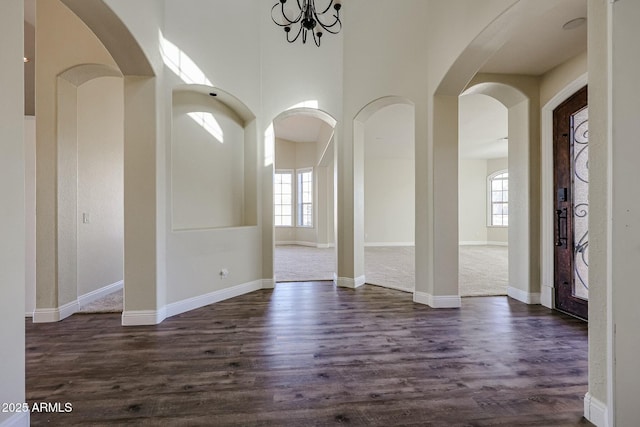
[{"left": 271, "top": 0, "right": 342, "bottom": 47}]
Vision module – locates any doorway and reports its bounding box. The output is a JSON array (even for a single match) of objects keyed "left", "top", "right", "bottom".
[{"left": 553, "top": 86, "right": 588, "bottom": 320}]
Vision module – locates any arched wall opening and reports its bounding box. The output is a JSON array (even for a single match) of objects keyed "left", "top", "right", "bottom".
[
  {"left": 269, "top": 107, "right": 337, "bottom": 284},
  {"left": 460, "top": 82, "right": 534, "bottom": 301},
  {"left": 53, "top": 64, "right": 125, "bottom": 318},
  {"left": 34, "top": 0, "right": 159, "bottom": 325},
  {"left": 353, "top": 96, "right": 415, "bottom": 291},
  {"left": 458, "top": 92, "right": 509, "bottom": 297}
]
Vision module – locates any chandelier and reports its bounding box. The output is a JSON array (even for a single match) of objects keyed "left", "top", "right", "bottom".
[{"left": 271, "top": 0, "right": 343, "bottom": 47}]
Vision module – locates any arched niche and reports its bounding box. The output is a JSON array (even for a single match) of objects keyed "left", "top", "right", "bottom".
[
  {"left": 347, "top": 96, "right": 415, "bottom": 290},
  {"left": 171, "top": 85, "right": 257, "bottom": 230}
]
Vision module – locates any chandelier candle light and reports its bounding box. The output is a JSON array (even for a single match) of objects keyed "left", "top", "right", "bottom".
[{"left": 271, "top": 0, "right": 342, "bottom": 47}]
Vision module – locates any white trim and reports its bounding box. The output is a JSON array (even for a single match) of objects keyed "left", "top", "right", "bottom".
[
  {"left": 364, "top": 242, "right": 415, "bottom": 247},
  {"left": 121, "top": 308, "right": 167, "bottom": 326},
  {"left": 25, "top": 312, "right": 32, "bottom": 318},
  {"left": 262, "top": 278, "right": 275, "bottom": 289},
  {"left": 459, "top": 241, "right": 508, "bottom": 247},
  {"left": 0, "top": 411, "right": 30, "bottom": 427},
  {"left": 541, "top": 73, "right": 588, "bottom": 312},
  {"left": 541, "top": 283, "right": 553, "bottom": 309},
  {"left": 77, "top": 280, "right": 123, "bottom": 306},
  {"left": 487, "top": 169, "right": 509, "bottom": 227},
  {"left": 334, "top": 275, "right": 365, "bottom": 289},
  {"left": 584, "top": 392, "right": 609, "bottom": 427},
  {"left": 275, "top": 240, "right": 317, "bottom": 247},
  {"left": 32, "top": 300, "right": 78, "bottom": 323},
  {"left": 507, "top": 286, "right": 541, "bottom": 304},
  {"left": 413, "top": 291, "right": 461, "bottom": 308},
  {"left": 165, "top": 280, "right": 263, "bottom": 318},
  {"left": 316, "top": 243, "right": 335, "bottom": 248}
]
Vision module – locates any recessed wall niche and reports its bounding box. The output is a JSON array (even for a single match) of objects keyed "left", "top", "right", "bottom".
[{"left": 171, "top": 88, "right": 257, "bottom": 230}]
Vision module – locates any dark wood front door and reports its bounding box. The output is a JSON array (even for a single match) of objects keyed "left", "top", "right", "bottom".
[{"left": 553, "top": 86, "right": 588, "bottom": 320}]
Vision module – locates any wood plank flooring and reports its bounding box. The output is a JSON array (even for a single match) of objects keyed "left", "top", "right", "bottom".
[{"left": 26, "top": 282, "right": 593, "bottom": 426}]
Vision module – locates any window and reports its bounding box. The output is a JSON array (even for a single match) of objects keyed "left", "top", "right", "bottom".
[
  {"left": 297, "top": 168, "right": 313, "bottom": 227},
  {"left": 274, "top": 170, "right": 293, "bottom": 226},
  {"left": 488, "top": 170, "right": 508, "bottom": 226}
]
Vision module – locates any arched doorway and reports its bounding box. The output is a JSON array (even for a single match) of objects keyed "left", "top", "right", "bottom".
[{"left": 270, "top": 107, "right": 338, "bottom": 284}]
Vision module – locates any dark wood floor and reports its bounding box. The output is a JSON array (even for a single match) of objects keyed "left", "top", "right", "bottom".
[{"left": 26, "top": 282, "right": 593, "bottom": 426}]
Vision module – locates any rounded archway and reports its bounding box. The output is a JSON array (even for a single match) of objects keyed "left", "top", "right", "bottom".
[{"left": 268, "top": 107, "right": 338, "bottom": 284}]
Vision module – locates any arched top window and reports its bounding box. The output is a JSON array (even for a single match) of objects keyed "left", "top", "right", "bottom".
[{"left": 488, "top": 170, "right": 508, "bottom": 227}]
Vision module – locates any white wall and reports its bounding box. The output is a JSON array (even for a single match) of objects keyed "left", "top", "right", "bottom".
[
  {"left": 0, "top": 0, "right": 26, "bottom": 423},
  {"left": 458, "top": 158, "right": 488, "bottom": 244},
  {"left": 76, "top": 77, "right": 124, "bottom": 297},
  {"left": 364, "top": 103, "right": 415, "bottom": 246}
]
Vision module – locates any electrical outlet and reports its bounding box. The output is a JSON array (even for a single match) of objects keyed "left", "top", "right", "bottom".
[
  {"left": 82, "top": 213, "right": 90, "bottom": 224},
  {"left": 219, "top": 268, "right": 229, "bottom": 279}
]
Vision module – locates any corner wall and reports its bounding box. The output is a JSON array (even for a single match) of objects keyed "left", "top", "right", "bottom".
[{"left": 0, "top": 0, "right": 26, "bottom": 424}]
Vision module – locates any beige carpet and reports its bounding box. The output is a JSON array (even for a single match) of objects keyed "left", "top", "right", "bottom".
[
  {"left": 275, "top": 244, "right": 508, "bottom": 296},
  {"left": 78, "top": 244, "right": 508, "bottom": 313}
]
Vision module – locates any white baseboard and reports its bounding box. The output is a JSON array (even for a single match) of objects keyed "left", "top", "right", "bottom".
[
  {"left": 275, "top": 241, "right": 316, "bottom": 247},
  {"left": 25, "top": 312, "right": 32, "bottom": 318},
  {"left": 507, "top": 286, "right": 541, "bottom": 305},
  {"left": 541, "top": 284, "right": 553, "bottom": 309},
  {"left": 121, "top": 308, "right": 167, "bottom": 326},
  {"left": 459, "top": 241, "right": 508, "bottom": 246},
  {"left": 165, "top": 280, "right": 263, "bottom": 319},
  {"left": 0, "top": 411, "right": 30, "bottom": 427},
  {"left": 78, "top": 280, "right": 123, "bottom": 306},
  {"left": 413, "top": 291, "right": 462, "bottom": 308},
  {"left": 334, "top": 275, "right": 365, "bottom": 289},
  {"left": 262, "top": 278, "right": 275, "bottom": 289},
  {"left": 584, "top": 392, "right": 608, "bottom": 427},
  {"left": 316, "top": 243, "right": 335, "bottom": 248},
  {"left": 32, "top": 300, "right": 78, "bottom": 323},
  {"left": 364, "top": 242, "right": 414, "bottom": 247}
]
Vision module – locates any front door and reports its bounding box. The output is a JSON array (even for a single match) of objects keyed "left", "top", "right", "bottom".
[{"left": 553, "top": 86, "right": 588, "bottom": 320}]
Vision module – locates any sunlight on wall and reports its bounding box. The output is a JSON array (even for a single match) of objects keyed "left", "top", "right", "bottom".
[
  {"left": 187, "top": 112, "right": 224, "bottom": 143},
  {"left": 160, "top": 31, "right": 224, "bottom": 143},
  {"left": 287, "top": 100, "right": 319, "bottom": 110},
  {"left": 264, "top": 123, "right": 275, "bottom": 166},
  {"left": 160, "top": 31, "right": 212, "bottom": 86}
]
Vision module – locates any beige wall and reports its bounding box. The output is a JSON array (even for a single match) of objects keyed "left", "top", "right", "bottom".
[
  {"left": 274, "top": 138, "right": 320, "bottom": 245},
  {"left": 35, "top": 0, "right": 120, "bottom": 311},
  {"left": 459, "top": 157, "right": 509, "bottom": 245},
  {"left": 0, "top": 0, "right": 26, "bottom": 422},
  {"left": 459, "top": 159, "right": 489, "bottom": 244},
  {"left": 172, "top": 92, "right": 246, "bottom": 230},
  {"left": 77, "top": 77, "right": 124, "bottom": 296}
]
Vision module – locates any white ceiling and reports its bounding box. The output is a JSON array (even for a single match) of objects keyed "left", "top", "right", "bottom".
[
  {"left": 459, "top": 94, "right": 508, "bottom": 159},
  {"left": 274, "top": 114, "right": 325, "bottom": 143},
  {"left": 480, "top": 0, "right": 587, "bottom": 75}
]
